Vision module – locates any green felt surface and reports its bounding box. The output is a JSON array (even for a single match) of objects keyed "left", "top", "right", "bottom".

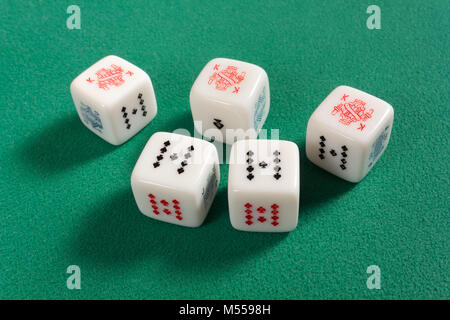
[{"left": 0, "top": 0, "right": 449, "bottom": 300}]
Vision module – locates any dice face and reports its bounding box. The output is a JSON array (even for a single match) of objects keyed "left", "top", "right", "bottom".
[
  {"left": 131, "top": 132, "right": 220, "bottom": 227},
  {"left": 228, "top": 140, "right": 300, "bottom": 232},
  {"left": 306, "top": 85, "right": 394, "bottom": 182},
  {"left": 70, "top": 55, "right": 157, "bottom": 145},
  {"left": 190, "top": 58, "right": 270, "bottom": 144}
]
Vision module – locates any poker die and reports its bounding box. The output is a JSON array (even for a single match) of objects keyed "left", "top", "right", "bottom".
[
  {"left": 131, "top": 132, "right": 220, "bottom": 227},
  {"left": 70, "top": 55, "right": 157, "bottom": 145},
  {"left": 306, "top": 85, "right": 394, "bottom": 183},
  {"left": 190, "top": 58, "right": 270, "bottom": 144},
  {"left": 228, "top": 139, "right": 300, "bottom": 232}
]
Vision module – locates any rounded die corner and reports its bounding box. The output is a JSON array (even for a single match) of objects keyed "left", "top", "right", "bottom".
[
  {"left": 189, "top": 82, "right": 200, "bottom": 98},
  {"left": 256, "top": 65, "right": 269, "bottom": 81},
  {"left": 146, "top": 131, "right": 168, "bottom": 144},
  {"left": 185, "top": 219, "right": 206, "bottom": 228},
  {"left": 70, "top": 77, "right": 81, "bottom": 92},
  {"left": 139, "top": 71, "right": 154, "bottom": 85},
  {"left": 107, "top": 136, "right": 126, "bottom": 146},
  {"left": 281, "top": 140, "right": 300, "bottom": 152},
  {"left": 103, "top": 54, "right": 121, "bottom": 60},
  {"left": 130, "top": 170, "right": 139, "bottom": 187},
  {"left": 343, "top": 173, "right": 366, "bottom": 184},
  {"left": 333, "top": 84, "right": 354, "bottom": 92},
  {"left": 229, "top": 219, "right": 249, "bottom": 232},
  {"left": 207, "top": 57, "right": 226, "bottom": 65},
  {"left": 307, "top": 107, "right": 324, "bottom": 124},
  {"left": 384, "top": 101, "right": 395, "bottom": 116}
]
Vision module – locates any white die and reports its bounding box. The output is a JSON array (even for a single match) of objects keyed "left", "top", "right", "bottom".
[
  {"left": 190, "top": 58, "right": 270, "bottom": 144},
  {"left": 228, "top": 139, "right": 299, "bottom": 232},
  {"left": 306, "top": 85, "right": 394, "bottom": 183},
  {"left": 70, "top": 55, "right": 157, "bottom": 145},
  {"left": 131, "top": 132, "right": 220, "bottom": 227}
]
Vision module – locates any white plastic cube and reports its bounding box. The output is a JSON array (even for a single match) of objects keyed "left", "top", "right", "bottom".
[
  {"left": 190, "top": 58, "right": 270, "bottom": 144},
  {"left": 228, "top": 139, "right": 299, "bottom": 232},
  {"left": 306, "top": 85, "right": 394, "bottom": 183},
  {"left": 70, "top": 55, "right": 157, "bottom": 145},
  {"left": 131, "top": 132, "right": 220, "bottom": 227}
]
